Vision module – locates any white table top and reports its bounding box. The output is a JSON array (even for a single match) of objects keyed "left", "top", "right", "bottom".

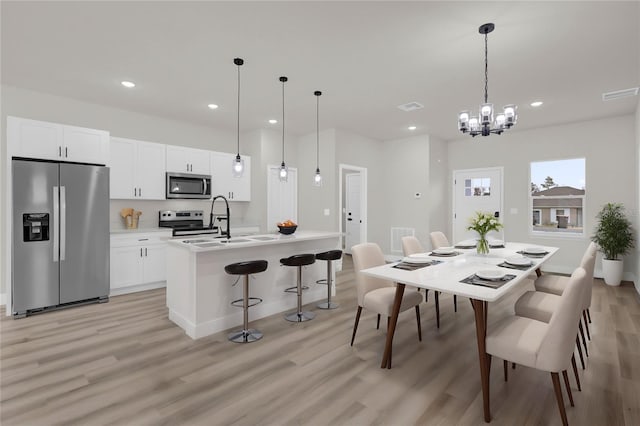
[{"left": 360, "top": 242, "right": 559, "bottom": 303}]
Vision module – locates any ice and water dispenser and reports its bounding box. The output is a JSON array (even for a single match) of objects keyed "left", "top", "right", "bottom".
[{"left": 23, "top": 213, "right": 49, "bottom": 242}]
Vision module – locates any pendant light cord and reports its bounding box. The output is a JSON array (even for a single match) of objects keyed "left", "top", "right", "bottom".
[
  {"left": 281, "top": 80, "right": 285, "bottom": 163},
  {"left": 316, "top": 95, "right": 319, "bottom": 170},
  {"left": 484, "top": 31, "right": 489, "bottom": 104},
  {"left": 236, "top": 64, "right": 240, "bottom": 155}
]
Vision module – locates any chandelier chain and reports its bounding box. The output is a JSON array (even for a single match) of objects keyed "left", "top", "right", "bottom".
[{"left": 484, "top": 31, "right": 489, "bottom": 104}]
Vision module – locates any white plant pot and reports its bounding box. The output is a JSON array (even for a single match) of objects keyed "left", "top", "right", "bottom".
[{"left": 602, "top": 258, "right": 624, "bottom": 286}]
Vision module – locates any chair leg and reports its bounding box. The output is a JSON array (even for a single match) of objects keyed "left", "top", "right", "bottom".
[
  {"left": 454, "top": 295, "right": 457, "bottom": 312},
  {"left": 578, "top": 320, "right": 589, "bottom": 357},
  {"left": 503, "top": 360, "right": 508, "bottom": 382},
  {"left": 387, "top": 316, "right": 390, "bottom": 333},
  {"left": 350, "top": 306, "right": 362, "bottom": 346},
  {"left": 435, "top": 291, "right": 440, "bottom": 329},
  {"left": 562, "top": 370, "right": 574, "bottom": 407},
  {"left": 415, "top": 305, "right": 422, "bottom": 341},
  {"left": 571, "top": 354, "right": 582, "bottom": 391},
  {"left": 551, "top": 372, "right": 569, "bottom": 426},
  {"left": 587, "top": 308, "right": 592, "bottom": 324},
  {"left": 425, "top": 289, "right": 429, "bottom": 302},
  {"left": 512, "top": 362, "right": 516, "bottom": 370},
  {"left": 576, "top": 335, "right": 585, "bottom": 369},
  {"left": 583, "top": 310, "right": 591, "bottom": 340},
  {"left": 487, "top": 354, "right": 492, "bottom": 376},
  {"left": 376, "top": 313, "right": 381, "bottom": 330}
]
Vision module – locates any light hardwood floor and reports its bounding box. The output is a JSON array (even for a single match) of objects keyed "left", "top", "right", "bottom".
[{"left": 1, "top": 256, "right": 639, "bottom": 425}]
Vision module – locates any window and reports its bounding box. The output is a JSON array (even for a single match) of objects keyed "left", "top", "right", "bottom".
[
  {"left": 530, "top": 158, "right": 585, "bottom": 235},
  {"left": 465, "top": 178, "right": 491, "bottom": 197}
]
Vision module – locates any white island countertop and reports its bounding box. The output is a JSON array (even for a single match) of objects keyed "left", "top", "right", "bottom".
[{"left": 168, "top": 230, "right": 343, "bottom": 252}]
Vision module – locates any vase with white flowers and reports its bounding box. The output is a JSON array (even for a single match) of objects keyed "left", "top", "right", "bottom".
[{"left": 467, "top": 211, "right": 503, "bottom": 255}]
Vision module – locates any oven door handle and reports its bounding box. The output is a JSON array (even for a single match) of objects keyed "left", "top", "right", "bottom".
[{"left": 203, "top": 178, "right": 208, "bottom": 196}]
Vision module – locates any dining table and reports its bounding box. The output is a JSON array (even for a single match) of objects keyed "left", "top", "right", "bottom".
[{"left": 359, "top": 241, "right": 559, "bottom": 423}]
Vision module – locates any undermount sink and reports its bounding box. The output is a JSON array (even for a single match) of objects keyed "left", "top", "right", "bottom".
[
  {"left": 250, "top": 236, "right": 278, "bottom": 241},
  {"left": 218, "top": 239, "right": 251, "bottom": 244},
  {"left": 183, "top": 239, "right": 212, "bottom": 244},
  {"left": 195, "top": 242, "right": 224, "bottom": 248}
]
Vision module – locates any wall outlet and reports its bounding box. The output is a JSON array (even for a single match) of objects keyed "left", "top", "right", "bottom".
[{"left": 324, "top": 209, "right": 330, "bottom": 216}]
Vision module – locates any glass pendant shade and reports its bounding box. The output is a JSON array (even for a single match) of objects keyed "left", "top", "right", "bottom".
[
  {"left": 503, "top": 104, "right": 517, "bottom": 127},
  {"left": 458, "top": 110, "right": 470, "bottom": 131},
  {"left": 480, "top": 103, "right": 493, "bottom": 125},
  {"left": 313, "top": 90, "right": 323, "bottom": 187},
  {"left": 232, "top": 154, "right": 244, "bottom": 177},
  {"left": 314, "top": 168, "right": 322, "bottom": 186},
  {"left": 469, "top": 116, "right": 480, "bottom": 132},
  {"left": 279, "top": 161, "right": 288, "bottom": 182}
]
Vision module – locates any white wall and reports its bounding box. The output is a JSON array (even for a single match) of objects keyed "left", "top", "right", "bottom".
[{"left": 448, "top": 115, "right": 637, "bottom": 279}]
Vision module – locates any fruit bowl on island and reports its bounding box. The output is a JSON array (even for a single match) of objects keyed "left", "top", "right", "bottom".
[{"left": 277, "top": 220, "right": 297, "bottom": 235}]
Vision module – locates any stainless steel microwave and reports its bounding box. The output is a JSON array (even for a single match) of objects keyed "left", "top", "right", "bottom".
[{"left": 166, "top": 172, "right": 211, "bottom": 199}]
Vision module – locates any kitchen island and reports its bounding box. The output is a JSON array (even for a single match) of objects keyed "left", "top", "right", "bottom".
[{"left": 166, "top": 231, "right": 342, "bottom": 339}]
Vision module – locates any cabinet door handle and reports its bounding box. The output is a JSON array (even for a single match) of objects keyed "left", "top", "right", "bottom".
[
  {"left": 134, "top": 188, "right": 137, "bottom": 197},
  {"left": 145, "top": 248, "right": 148, "bottom": 257},
  {"left": 65, "top": 147, "right": 68, "bottom": 158},
  {"left": 139, "top": 187, "right": 142, "bottom": 197},
  {"left": 140, "top": 248, "right": 143, "bottom": 257},
  {"left": 58, "top": 146, "right": 62, "bottom": 157}
]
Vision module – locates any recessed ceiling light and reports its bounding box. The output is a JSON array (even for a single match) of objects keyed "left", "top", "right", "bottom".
[
  {"left": 268, "top": 119, "right": 278, "bottom": 124},
  {"left": 408, "top": 126, "right": 417, "bottom": 130},
  {"left": 530, "top": 101, "right": 543, "bottom": 107},
  {"left": 121, "top": 81, "right": 135, "bottom": 88},
  {"left": 207, "top": 104, "right": 219, "bottom": 110}
]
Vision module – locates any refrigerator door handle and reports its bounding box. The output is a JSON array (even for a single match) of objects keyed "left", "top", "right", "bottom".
[
  {"left": 60, "top": 186, "right": 67, "bottom": 261},
  {"left": 53, "top": 186, "right": 60, "bottom": 262}
]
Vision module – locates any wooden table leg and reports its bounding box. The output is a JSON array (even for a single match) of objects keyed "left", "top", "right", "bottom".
[
  {"left": 535, "top": 268, "right": 542, "bottom": 277},
  {"left": 471, "top": 298, "right": 491, "bottom": 422},
  {"left": 380, "top": 283, "right": 405, "bottom": 369}
]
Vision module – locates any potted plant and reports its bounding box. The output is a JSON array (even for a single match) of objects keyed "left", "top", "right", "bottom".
[{"left": 591, "top": 203, "right": 635, "bottom": 286}]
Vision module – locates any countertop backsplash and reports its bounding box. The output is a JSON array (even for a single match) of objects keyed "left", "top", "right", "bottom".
[{"left": 109, "top": 199, "right": 251, "bottom": 231}]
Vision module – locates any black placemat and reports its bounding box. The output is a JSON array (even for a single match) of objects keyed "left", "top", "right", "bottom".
[
  {"left": 497, "top": 261, "right": 533, "bottom": 271},
  {"left": 393, "top": 260, "right": 443, "bottom": 271},
  {"left": 428, "top": 251, "right": 462, "bottom": 257},
  {"left": 460, "top": 273, "right": 516, "bottom": 289},
  {"left": 454, "top": 244, "right": 476, "bottom": 249},
  {"left": 489, "top": 244, "right": 505, "bottom": 248},
  {"left": 516, "top": 250, "right": 549, "bottom": 258}
]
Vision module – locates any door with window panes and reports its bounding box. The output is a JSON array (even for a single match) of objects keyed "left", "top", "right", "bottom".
[{"left": 453, "top": 168, "right": 503, "bottom": 243}]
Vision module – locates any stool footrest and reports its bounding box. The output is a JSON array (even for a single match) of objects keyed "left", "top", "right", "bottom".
[
  {"left": 231, "top": 297, "right": 263, "bottom": 308},
  {"left": 284, "top": 285, "right": 310, "bottom": 293},
  {"left": 316, "top": 278, "right": 328, "bottom": 285}
]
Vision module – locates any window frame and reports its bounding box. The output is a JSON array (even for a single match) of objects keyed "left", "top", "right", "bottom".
[{"left": 529, "top": 158, "right": 586, "bottom": 240}]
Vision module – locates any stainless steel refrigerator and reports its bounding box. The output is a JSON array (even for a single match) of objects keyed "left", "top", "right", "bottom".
[{"left": 12, "top": 159, "right": 110, "bottom": 317}]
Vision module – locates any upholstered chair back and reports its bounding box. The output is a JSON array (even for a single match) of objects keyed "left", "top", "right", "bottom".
[
  {"left": 430, "top": 231, "right": 450, "bottom": 250},
  {"left": 536, "top": 267, "right": 587, "bottom": 372},
  {"left": 580, "top": 242, "right": 597, "bottom": 310},
  {"left": 351, "top": 243, "right": 394, "bottom": 306},
  {"left": 402, "top": 236, "right": 424, "bottom": 256}
]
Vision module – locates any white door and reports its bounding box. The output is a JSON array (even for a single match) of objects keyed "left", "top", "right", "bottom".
[
  {"left": 62, "top": 125, "right": 109, "bottom": 165},
  {"left": 345, "top": 173, "right": 362, "bottom": 254},
  {"left": 453, "top": 167, "right": 503, "bottom": 243},
  {"left": 9, "top": 117, "right": 63, "bottom": 161},
  {"left": 136, "top": 141, "right": 166, "bottom": 200},
  {"left": 188, "top": 148, "right": 211, "bottom": 175},
  {"left": 267, "top": 166, "right": 297, "bottom": 232},
  {"left": 109, "top": 137, "right": 136, "bottom": 199},
  {"left": 142, "top": 244, "right": 167, "bottom": 284}
]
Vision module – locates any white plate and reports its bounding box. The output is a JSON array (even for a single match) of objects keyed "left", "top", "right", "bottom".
[
  {"left": 456, "top": 239, "right": 477, "bottom": 248},
  {"left": 402, "top": 256, "right": 432, "bottom": 264},
  {"left": 433, "top": 247, "right": 456, "bottom": 255},
  {"left": 489, "top": 240, "right": 504, "bottom": 247},
  {"left": 523, "top": 247, "right": 546, "bottom": 255},
  {"left": 408, "top": 253, "right": 431, "bottom": 259},
  {"left": 505, "top": 256, "right": 532, "bottom": 266},
  {"left": 476, "top": 269, "right": 506, "bottom": 280}
]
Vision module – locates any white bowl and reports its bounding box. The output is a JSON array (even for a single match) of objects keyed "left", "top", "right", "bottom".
[
  {"left": 476, "top": 269, "right": 506, "bottom": 280},
  {"left": 433, "top": 247, "right": 456, "bottom": 255},
  {"left": 505, "top": 256, "right": 532, "bottom": 266},
  {"left": 523, "top": 247, "right": 546, "bottom": 255}
]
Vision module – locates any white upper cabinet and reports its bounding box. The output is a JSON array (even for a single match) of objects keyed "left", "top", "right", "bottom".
[
  {"left": 210, "top": 151, "right": 251, "bottom": 201},
  {"left": 7, "top": 116, "right": 109, "bottom": 165},
  {"left": 110, "top": 137, "right": 166, "bottom": 200},
  {"left": 166, "top": 145, "right": 211, "bottom": 175}
]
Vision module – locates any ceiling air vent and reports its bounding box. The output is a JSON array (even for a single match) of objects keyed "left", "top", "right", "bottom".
[
  {"left": 602, "top": 87, "right": 639, "bottom": 101},
  {"left": 397, "top": 101, "right": 424, "bottom": 112}
]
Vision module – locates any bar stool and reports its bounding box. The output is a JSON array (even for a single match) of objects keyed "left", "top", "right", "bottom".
[
  {"left": 281, "top": 253, "right": 316, "bottom": 322},
  {"left": 315, "top": 249, "right": 342, "bottom": 309},
  {"left": 224, "top": 260, "right": 268, "bottom": 343}
]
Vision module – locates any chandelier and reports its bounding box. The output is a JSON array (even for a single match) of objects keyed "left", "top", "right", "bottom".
[{"left": 458, "top": 23, "right": 517, "bottom": 137}]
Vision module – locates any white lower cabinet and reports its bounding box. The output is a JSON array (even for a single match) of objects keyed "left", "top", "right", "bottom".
[{"left": 110, "top": 231, "right": 171, "bottom": 294}]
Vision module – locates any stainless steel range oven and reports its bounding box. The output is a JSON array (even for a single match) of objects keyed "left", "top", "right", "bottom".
[{"left": 159, "top": 210, "right": 219, "bottom": 237}]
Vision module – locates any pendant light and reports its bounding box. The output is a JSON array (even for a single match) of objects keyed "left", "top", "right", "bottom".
[
  {"left": 279, "top": 76, "right": 288, "bottom": 182},
  {"left": 457, "top": 23, "right": 517, "bottom": 137},
  {"left": 232, "top": 57, "right": 245, "bottom": 177},
  {"left": 313, "top": 90, "right": 323, "bottom": 187}
]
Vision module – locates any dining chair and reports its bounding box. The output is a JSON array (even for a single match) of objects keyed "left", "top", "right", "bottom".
[
  {"left": 486, "top": 267, "right": 587, "bottom": 426},
  {"left": 402, "top": 235, "right": 457, "bottom": 328},
  {"left": 525, "top": 242, "right": 597, "bottom": 369},
  {"left": 429, "top": 231, "right": 450, "bottom": 251},
  {"left": 350, "top": 242, "right": 423, "bottom": 346}
]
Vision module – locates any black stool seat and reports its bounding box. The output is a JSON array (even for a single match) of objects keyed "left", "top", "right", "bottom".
[
  {"left": 280, "top": 253, "right": 315, "bottom": 267},
  {"left": 225, "top": 260, "right": 268, "bottom": 276},
  {"left": 316, "top": 250, "right": 342, "bottom": 261}
]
